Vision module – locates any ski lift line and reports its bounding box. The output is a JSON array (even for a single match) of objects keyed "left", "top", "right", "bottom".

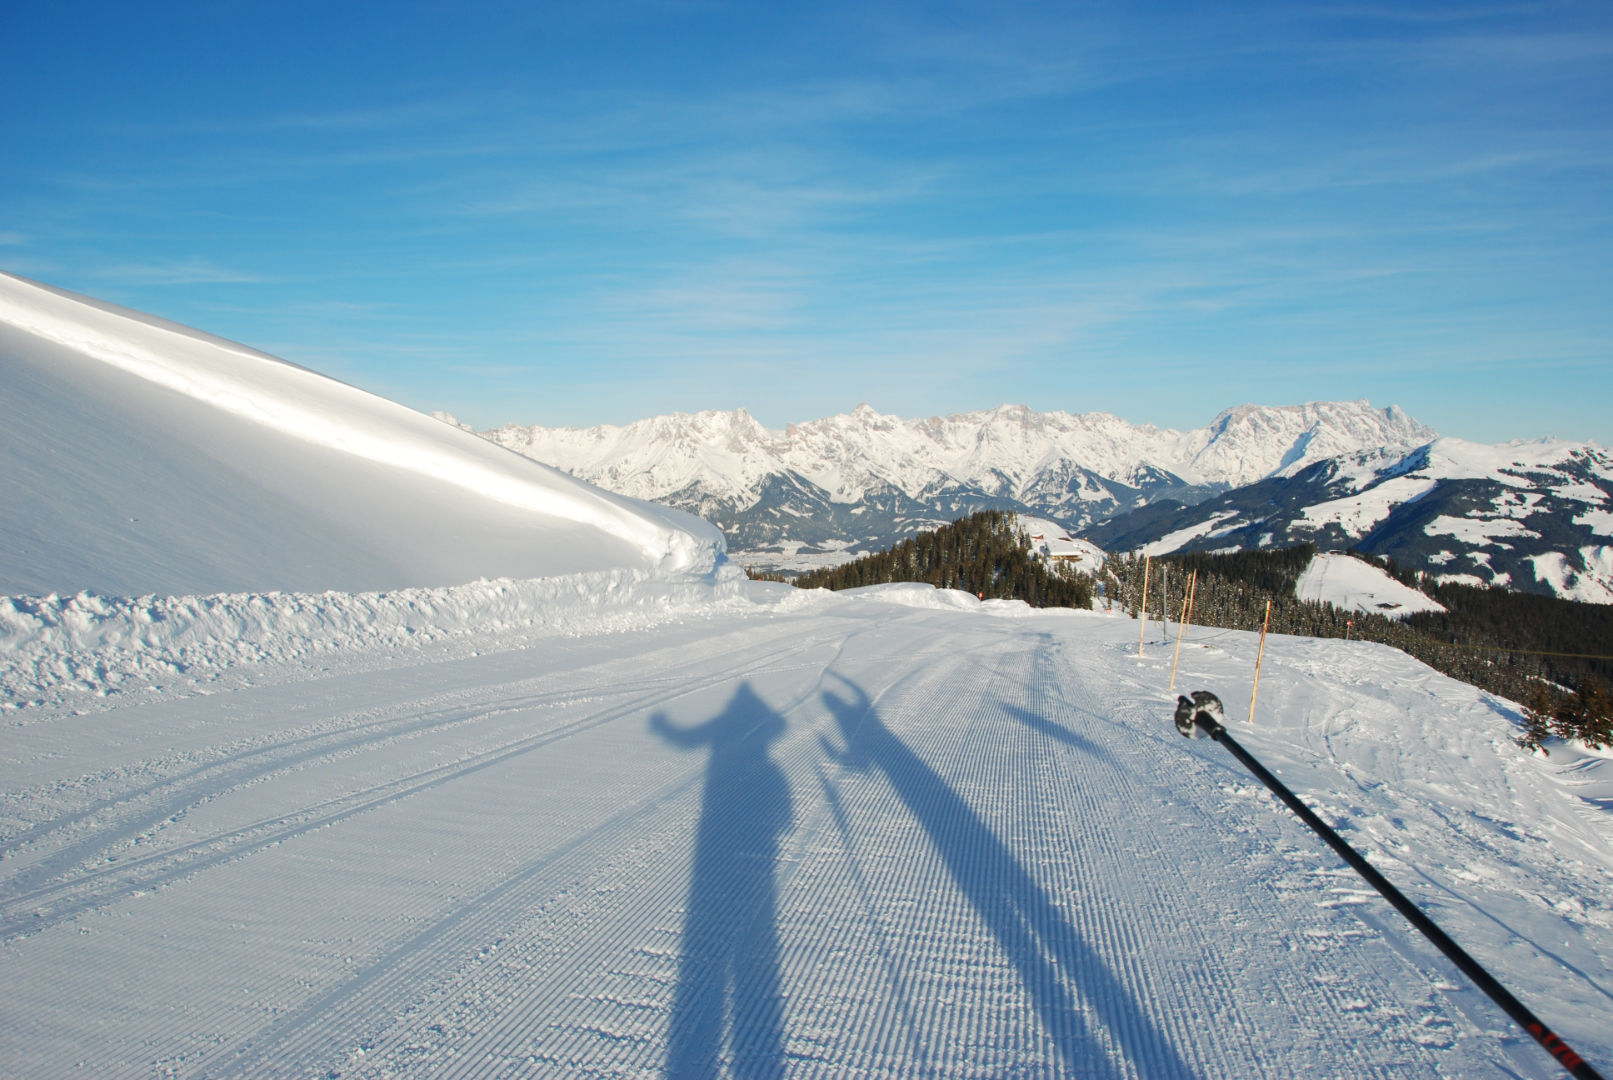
[
  {"left": 1152, "top": 613, "right": 1608, "bottom": 660},
  {"left": 1172, "top": 691, "right": 1605, "bottom": 1080},
  {"left": 1415, "top": 641, "right": 1613, "bottom": 662},
  {"left": 1139, "top": 616, "right": 1612, "bottom": 659}
]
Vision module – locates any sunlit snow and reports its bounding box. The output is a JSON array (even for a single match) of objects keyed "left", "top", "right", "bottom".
[
  {"left": 1142, "top": 511, "right": 1241, "bottom": 555},
  {"left": 1298, "top": 475, "right": 1440, "bottom": 534},
  {"left": 1424, "top": 514, "right": 1542, "bottom": 547},
  {"left": 1530, "top": 546, "right": 1613, "bottom": 604},
  {"left": 1294, "top": 552, "right": 1446, "bottom": 617},
  {"left": 0, "top": 271, "right": 722, "bottom": 596}
]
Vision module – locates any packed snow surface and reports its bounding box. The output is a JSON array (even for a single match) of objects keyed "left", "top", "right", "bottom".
[
  {"left": 1295, "top": 553, "right": 1447, "bottom": 617},
  {"left": 0, "top": 271, "right": 722, "bottom": 596},
  {"left": 3, "top": 582, "right": 1609, "bottom": 1078}
]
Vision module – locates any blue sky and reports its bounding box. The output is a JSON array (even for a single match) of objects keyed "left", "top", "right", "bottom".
[{"left": 4, "top": 1, "right": 1610, "bottom": 442}]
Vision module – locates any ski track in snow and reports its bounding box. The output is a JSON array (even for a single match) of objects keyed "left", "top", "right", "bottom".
[{"left": 2, "top": 595, "right": 1609, "bottom": 1078}]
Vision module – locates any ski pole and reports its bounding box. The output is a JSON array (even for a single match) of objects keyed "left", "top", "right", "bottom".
[{"left": 1173, "top": 691, "right": 1604, "bottom": 1080}]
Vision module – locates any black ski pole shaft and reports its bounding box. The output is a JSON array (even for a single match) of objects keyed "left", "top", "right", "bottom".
[{"left": 1175, "top": 692, "right": 1603, "bottom": 1080}]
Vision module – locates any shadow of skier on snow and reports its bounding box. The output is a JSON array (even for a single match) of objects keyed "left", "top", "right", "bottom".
[
  {"left": 999, "top": 701, "right": 1113, "bottom": 761},
  {"left": 820, "top": 674, "right": 1199, "bottom": 1079},
  {"left": 652, "top": 683, "right": 793, "bottom": 1079}
]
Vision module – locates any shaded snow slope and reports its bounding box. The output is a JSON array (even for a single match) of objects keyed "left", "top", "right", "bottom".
[
  {"left": 0, "top": 272, "right": 722, "bottom": 596},
  {"left": 1, "top": 587, "right": 1608, "bottom": 1077},
  {"left": 1295, "top": 553, "right": 1446, "bottom": 617}
]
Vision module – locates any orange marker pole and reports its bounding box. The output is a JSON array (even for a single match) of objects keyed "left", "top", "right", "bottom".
[
  {"left": 1138, "top": 554, "right": 1151, "bottom": 657},
  {"left": 1249, "top": 598, "right": 1271, "bottom": 725},
  {"left": 1169, "top": 570, "right": 1197, "bottom": 693}
]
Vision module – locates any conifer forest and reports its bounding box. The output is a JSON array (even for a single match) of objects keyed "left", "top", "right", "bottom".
[{"left": 756, "top": 517, "right": 1612, "bottom": 751}]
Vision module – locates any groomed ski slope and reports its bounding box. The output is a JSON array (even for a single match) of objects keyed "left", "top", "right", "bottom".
[{"left": 3, "top": 584, "right": 1609, "bottom": 1078}]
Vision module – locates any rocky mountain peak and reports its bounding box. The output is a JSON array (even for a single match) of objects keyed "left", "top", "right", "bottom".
[{"left": 474, "top": 399, "right": 1439, "bottom": 559}]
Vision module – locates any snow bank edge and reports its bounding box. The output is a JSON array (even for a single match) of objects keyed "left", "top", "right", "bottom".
[{"left": 0, "top": 565, "right": 748, "bottom": 713}]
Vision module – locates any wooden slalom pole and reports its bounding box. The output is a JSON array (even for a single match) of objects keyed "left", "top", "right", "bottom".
[
  {"left": 1137, "top": 554, "right": 1151, "bottom": 657},
  {"left": 1168, "top": 569, "right": 1198, "bottom": 693},
  {"left": 1248, "top": 598, "right": 1271, "bottom": 725}
]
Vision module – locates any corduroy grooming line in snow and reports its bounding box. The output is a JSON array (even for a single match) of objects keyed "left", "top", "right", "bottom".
[{"left": 1173, "top": 691, "right": 1605, "bottom": 1080}]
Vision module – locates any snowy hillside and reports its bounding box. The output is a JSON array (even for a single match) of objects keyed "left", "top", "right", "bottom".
[
  {"left": 464, "top": 400, "right": 1432, "bottom": 558},
  {"left": 1088, "top": 435, "right": 1613, "bottom": 603},
  {"left": 1021, "top": 515, "right": 1107, "bottom": 570},
  {"left": 1295, "top": 552, "right": 1447, "bottom": 616},
  {"left": 0, "top": 272, "right": 723, "bottom": 597}
]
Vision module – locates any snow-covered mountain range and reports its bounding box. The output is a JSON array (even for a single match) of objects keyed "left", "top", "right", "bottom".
[
  {"left": 461, "top": 400, "right": 1434, "bottom": 557},
  {"left": 1087, "top": 435, "right": 1613, "bottom": 603},
  {"left": 468, "top": 402, "right": 1613, "bottom": 603}
]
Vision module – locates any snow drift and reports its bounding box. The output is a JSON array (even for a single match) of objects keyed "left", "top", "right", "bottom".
[
  {"left": 0, "top": 271, "right": 724, "bottom": 597},
  {"left": 0, "top": 569, "right": 750, "bottom": 715}
]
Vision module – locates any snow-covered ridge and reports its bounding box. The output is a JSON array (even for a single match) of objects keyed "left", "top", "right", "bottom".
[
  {"left": 1299, "top": 437, "right": 1613, "bottom": 597},
  {"left": 1418, "top": 436, "right": 1613, "bottom": 484},
  {"left": 473, "top": 399, "right": 1434, "bottom": 510},
  {"left": 1087, "top": 431, "right": 1613, "bottom": 603},
  {"left": 0, "top": 566, "right": 747, "bottom": 714},
  {"left": 0, "top": 272, "right": 723, "bottom": 584}
]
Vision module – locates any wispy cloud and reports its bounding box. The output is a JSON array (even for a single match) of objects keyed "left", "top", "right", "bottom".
[
  {"left": 610, "top": 272, "right": 807, "bottom": 334},
  {"left": 1295, "top": 5, "right": 1547, "bottom": 27},
  {"left": 1421, "top": 27, "right": 1613, "bottom": 67},
  {"left": 94, "top": 258, "right": 270, "bottom": 285},
  {"left": 9, "top": 1, "right": 1606, "bottom": 443},
  {"left": 193, "top": 298, "right": 395, "bottom": 320},
  {"left": 113, "top": 98, "right": 478, "bottom": 139}
]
